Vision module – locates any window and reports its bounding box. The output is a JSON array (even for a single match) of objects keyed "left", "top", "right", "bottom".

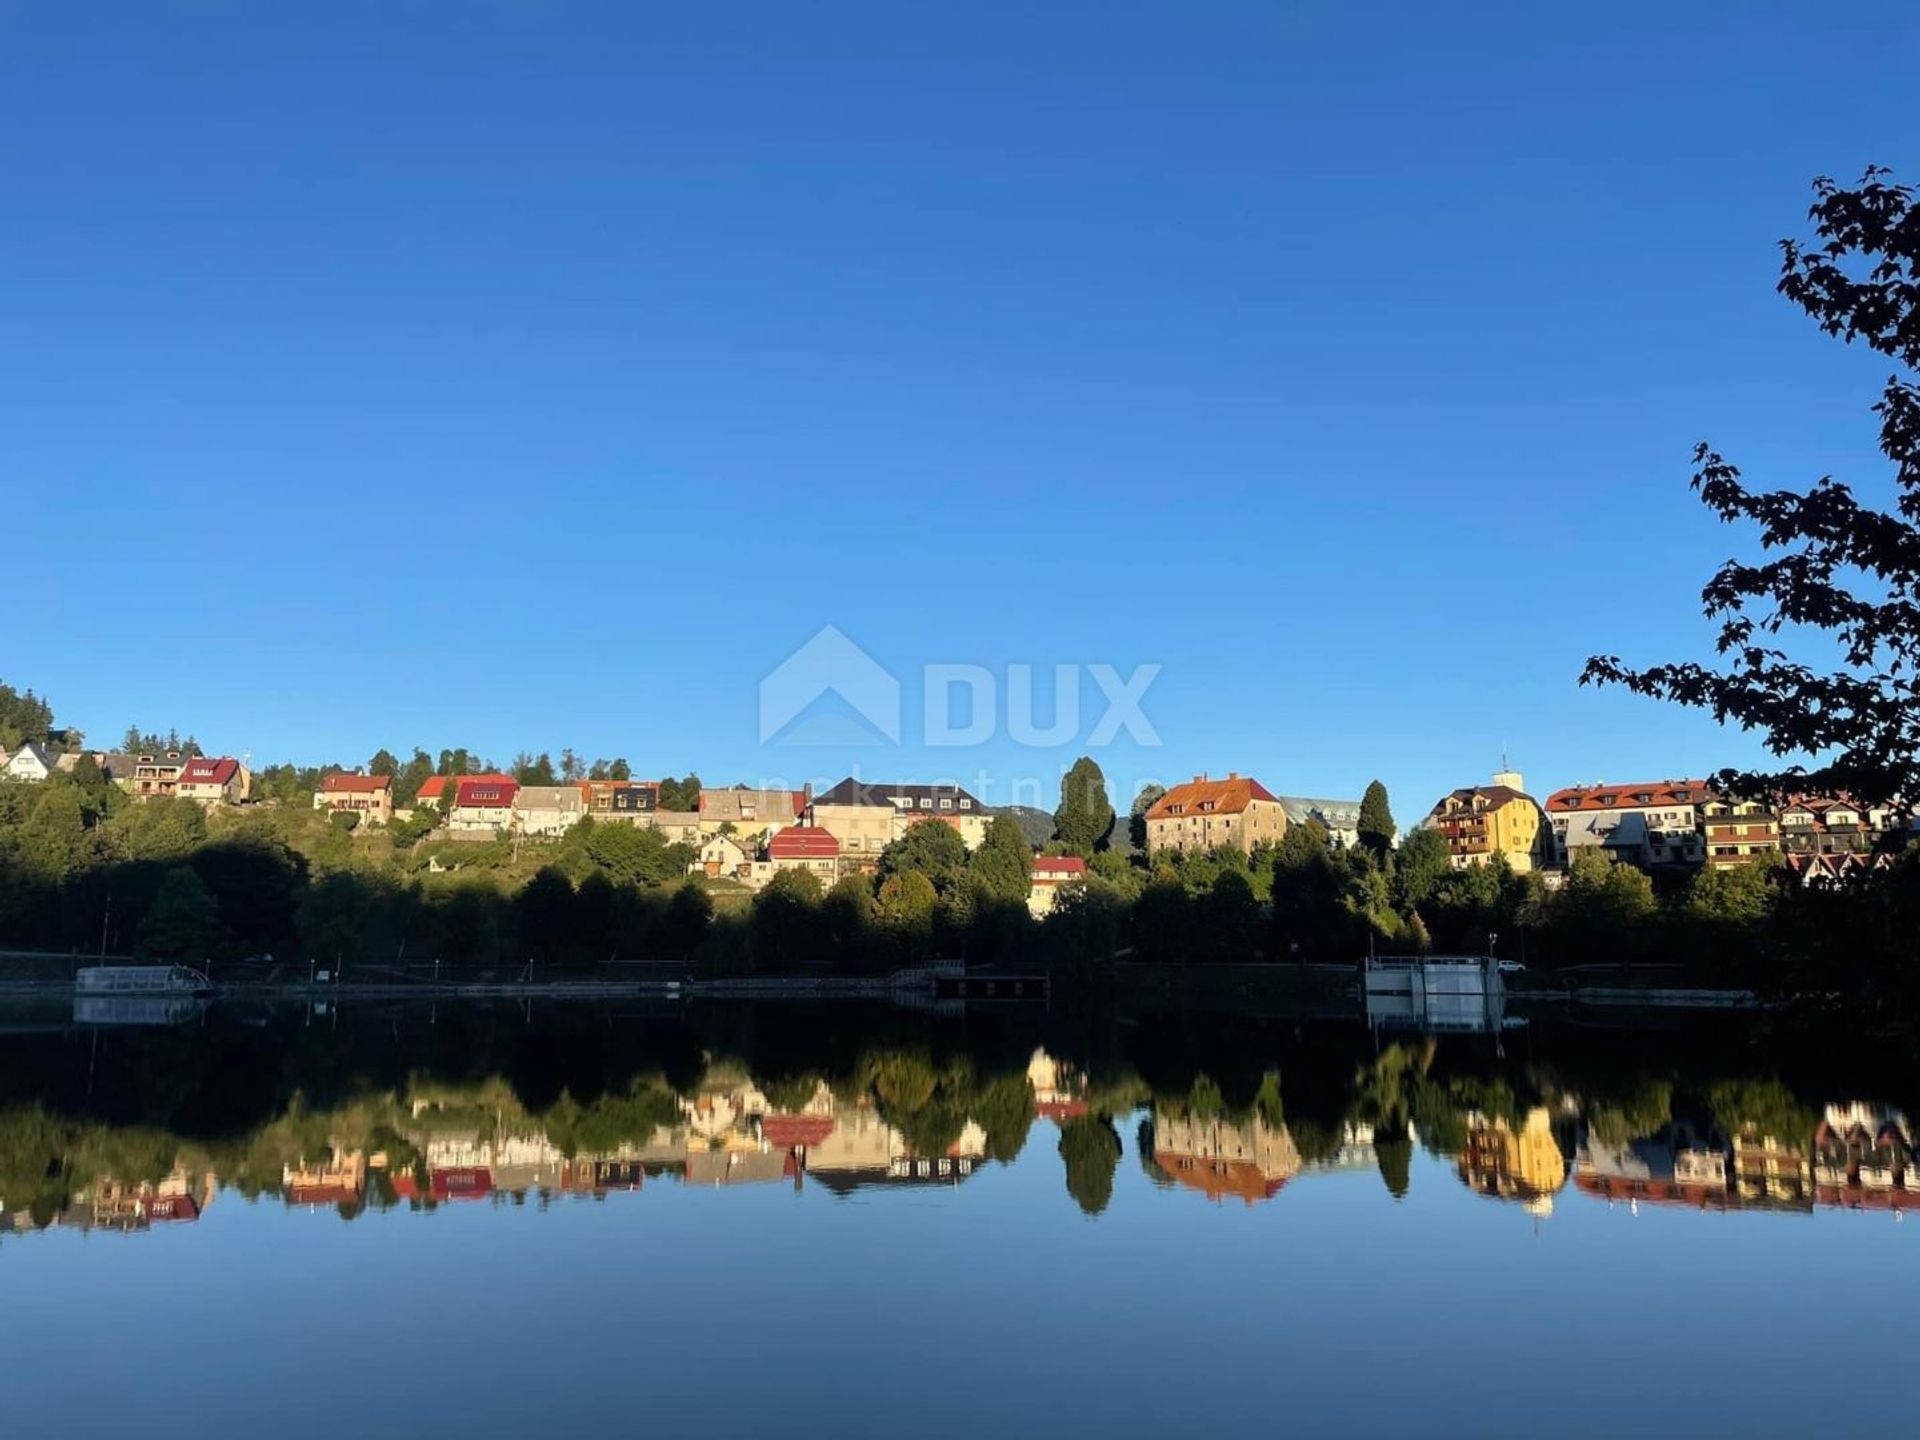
[
  {"left": 919, "top": 798, "right": 932, "bottom": 809},
  {"left": 958, "top": 799, "right": 971, "bottom": 810},
  {"left": 939, "top": 798, "right": 952, "bottom": 810}
]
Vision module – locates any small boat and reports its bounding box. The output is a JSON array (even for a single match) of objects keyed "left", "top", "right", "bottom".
[{"left": 74, "top": 964, "right": 213, "bottom": 996}]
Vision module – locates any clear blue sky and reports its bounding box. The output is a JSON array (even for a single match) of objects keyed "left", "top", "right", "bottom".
[{"left": 6, "top": 1, "right": 1915, "bottom": 816}]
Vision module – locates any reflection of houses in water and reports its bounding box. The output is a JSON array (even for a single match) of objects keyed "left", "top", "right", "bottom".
[
  {"left": 78, "top": 1167, "right": 217, "bottom": 1231},
  {"left": 1028, "top": 1048, "right": 1088, "bottom": 1120},
  {"left": 1730, "top": 1127, "right": 1813, "bottom": 1212},
  {"left": 1813, "top": 1103, "right": 1915, "bottom": 1212},
  {"left": 1151, "top": 1113, "right": 1301, "bottom": 1205},
  {"left": 1575, "top": 1123, "right": 1731, "bottom": 1212},
  {"left": 1458, "top": 1108, "right": 1565, "bottom": 1215},
  {"left": 786, "top": 1098, "right": 985, "bottom": 1194},
  {"left": 1298, "top": 1121, "right": 1379, "bottom": 1175},
  {"left": 284, "top": 1150, "right": 368, "bottom": 1209}
]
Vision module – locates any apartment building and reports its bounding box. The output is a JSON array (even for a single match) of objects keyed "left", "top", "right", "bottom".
[
  {"left": 1545, "top": 779, "right": 1711, "bottom": 870},
  {"left": 1699, "top": 796, "right": 1781, "bottom": 870},
  {"left": 1426, "top": 769, "right": 1548, "bottom": 871}
]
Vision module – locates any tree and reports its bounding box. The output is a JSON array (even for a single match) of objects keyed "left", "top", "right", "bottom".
[
  {"left": 1057, "top": 1114, "right": 1121, "bottom": 1216},
  {"left": 368, "top": 749, "right": 400, "bottom": 777},
  {"left": 394, "top": 748, "right": 434, "bottom": 805},
  {"left": 658, "top": 774, "right": 701, "bottom": 812},
  {"left": 559, "top": 748, "right": 586, "bottom": 783},
  {"left": 1583, "top": 170, "right": 1920, "bottom": 806},
  {"left": 753, "top": 868, "right": 824, "bottom": 965},
  {"left": 969, "top": 814, "right": 1033, "bottom": 904},
  {"left": 1393, "top": 827, "right": 1452, "bottom": 915},
  {"left": 878, "top": 821, "right": 969, "bottom": 897},
  {"left": 19, "top": 787, "right": 93, "bottom": 879},
  {"left": 657, "top": 883, "right": 713, "bottom": 960},
  {"left": 513, "top": 752, "right": 558, "bottom": 787},
  {"left": 1053, "top": 756, "right": 1115, "bottom": 856},
  {"left": 139, "top": 867, "right": 217, "bottom": 960},
  {"left": 1128, "top": 783, "right": 1166, "bottom": 852},
  {"left": 1357, "top": 780, "right": 1395, "bottom": 858},
  {"left": 875, "top": 870, "right": 938, "bottom": 939},
  {"left": 517, "top": 866, "right": 576, "bottom": 961},
  {"left": 0, "top": 681, "right": 56, "bottom": 751},
  {"left": 608, "top": 758, "right": 632, "bottom": 781}
]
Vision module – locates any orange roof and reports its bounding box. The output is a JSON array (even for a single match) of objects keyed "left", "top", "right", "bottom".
[
  {"left": 321, "top": 772, "right": 392, "bottom": 794},
  {"left": 1145, "top": 773, "right": 1279, "bottom": 820},
  {"left": 418, "top": 772, "right": 514, "bottom": 800},
  {"left": 1154, "top": 1151, "right": 1289, "bottom": 1205},
  {"left": 1544, "top": 779, "right": 1712, "bottom": 813},
  {"left": 1033, "top": 856, "right": 1086, "bottom": 878}
]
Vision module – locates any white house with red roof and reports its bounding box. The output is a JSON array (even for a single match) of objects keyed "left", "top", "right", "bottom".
[
  {"left": 447, "top": 776, "right": 518, "bottom": 835},
  {"left": 768, "top": 825, "right": 841, "bottom": 882},
  {"left": 175, "top": 755, "right": 250, "bottom": 806},
  {"left": 1028, "top": 854, "right": 1086, "bottom": 916},
  {"left": 1544, "top": 779, "right": 1712, "bottom": 870}
]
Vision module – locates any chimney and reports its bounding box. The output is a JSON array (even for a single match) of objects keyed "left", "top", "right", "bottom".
[
  {"left": 1193, "top": 773, "right": 1206, "bottom": 784},
  {"left": 1228, "top": 771, "right": 1239, "bottom": 780}
]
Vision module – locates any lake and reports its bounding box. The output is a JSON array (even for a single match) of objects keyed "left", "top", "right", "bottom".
[{"left": 1, "top": 995, "right": 1913, "bottom": 1438}]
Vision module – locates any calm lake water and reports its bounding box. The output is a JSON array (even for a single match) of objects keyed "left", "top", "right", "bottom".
[{"left": 2, "top": 996, "right": 1913, "bottom": 1438}]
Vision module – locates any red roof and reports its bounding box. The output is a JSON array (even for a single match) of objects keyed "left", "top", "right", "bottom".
[
  {"left": 179, "top": 756, "right": 240, "bottom": 787},
  {"left": 1145, "top": 774, "right": 1280, "bottom": 820},
  {"left": 418, "top": 773, "right": 515, "bottom": 802},
  {"left": 768, "top": 825, "right": 840, "bottom": 859},
  {"left": 1033, "top": 856, "right": 1086, "bottom": 879},
  {"left": 454, "top": 777, "right": 517, "bottom": 809},
  {"left": 1545, "top": 780, "right": 1713, "bottom": 813},
  {"left": 761, "top": 1114, "right": 836, "bottom": 1149},
  {"left": 320, "top": 772, "right": 392, "bottom": 794}
]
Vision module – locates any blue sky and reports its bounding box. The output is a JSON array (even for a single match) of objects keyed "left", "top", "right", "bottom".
[{"left": 5, "top": 1, "right": 1916, "bottom": 817}]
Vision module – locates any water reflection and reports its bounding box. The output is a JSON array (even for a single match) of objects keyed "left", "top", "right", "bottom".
[{"left": 1, "top": 1001, "right": 1915, "bottom": 1240}]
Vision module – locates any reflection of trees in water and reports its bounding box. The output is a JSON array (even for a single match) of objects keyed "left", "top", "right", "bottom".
[{"left": 1, "top": 1003, "right": 1914, "bottom": 1231}]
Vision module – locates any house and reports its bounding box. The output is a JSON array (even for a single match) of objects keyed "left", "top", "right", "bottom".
[
  {"left": 1143, "top": 773, "right": 1288, "bottom": 856},
  {"left": 1698, "top": 796, "right": 1780, "bottom": 870},
  {"left": 698, "top": 785, "right": 807, "bottom": 840},
  {"left": 415, "top": 773, "right": 515, "bottom": 810},
  {"left": 639, "top": 810, "right": 703, "bottom": 847},
  {"left": 175, "top": 756, "right": 250, "bottom": 806},
  {"left": 1149, "top": 1110, "right": 1301, "bottom": 1206},
  {"left": 806, "top": 778, "right": 991, "bottom": 857},
  {"left": 585, "top": 779, "right": 660, "bottom": 815},
  {"left": 692, "top": 833, "right": 752, "bottom": 881},
  {"left": 1778, "top": 796, "right": 1903, "bottom": 857},
  {"left": 131, "top": 751, "right": 190, "bottom": 798},
  {"left": 1028, "top": 855, "right": 1086, "bottom": 916},
  {"left": 313, "top": 772, "right": 394, "bottom": 825},
  {"left": 1425, "top": 770, "right": 1548, "bottom": 872},
  {"left": 768, "top": 825, "right": 841, "bottom": 882},
  {"left": 1276, "top": 796, "right": 1368, "bottom": 849},
  {"left": 2, "top": 741, "right": 55, "bottom": 783},
  {"left": 512, "top": 784, "right": 586, "bottom": 839},
  {"left": 1544, "top": 779, "right": 1712, "bottom": 870},
  {"left": 446, "top": 776, "right": 518, "bottom": 835}
]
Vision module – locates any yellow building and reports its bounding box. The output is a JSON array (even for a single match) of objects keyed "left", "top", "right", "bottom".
[{"left": 1425, "top": 769, "right": 1547, "bottom": 872}]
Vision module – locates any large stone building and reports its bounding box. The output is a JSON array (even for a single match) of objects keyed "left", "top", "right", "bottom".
[
  {"left": 1142, "top": 773, "right": 1288, "bottom": 856},
  {"left": 1425, "top": 769, "right": 1548, "bottom": 872},
  {"left": 1545, "top": 779, "right": 1711, "bottom": 871}
]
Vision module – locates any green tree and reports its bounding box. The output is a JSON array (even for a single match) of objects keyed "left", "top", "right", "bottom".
[
  {"left": 368, "top": 748, "right": 400, "bottom": 777},
  {"left": 139, "top": 867, "right": 218, "bottom": 960},
  {"left": 657, "top": 883, "right": 713, "bottom": 960},
  {"left": 19, "top": 786, "right": 94, "bottom": 879},
  {"left": 394, "top": 748, "right": 435, "bottom": 805},
  {"left": 1357, "top": 779, "right": 1396, "bottom": 858},
  {"left": 1128, "top": 783, "right": 1166, "bottom": 852},
  {"left": 1057, "top": 1114, "right": 1121, "bottom": 1216},
  {"left": 297, "top": 870, "right": 375, "bottom": 967},
  {"left": 878, "top": 821, "right": 969, "bottom": 897},
  {"left": 753, "top": 867, "right": 824, "bottom": 966},
  {"left": 516, "top": 866, "right": 577, "bottom": 961},
  {"left": 658, "top": 774, "right": 701, "bottom": 811},
  {"left": 969, "top": 813, "right": 1033, "bottom": 903},
  {"left": 1393, "top": 827, "right": 1452, "bottom": 914},
  {"left": 1053, "top": 756, "right": 1115, "bottom": 856},
  {"left": 1583, "top": 170, "right": 1920, "bottom": 805}
]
